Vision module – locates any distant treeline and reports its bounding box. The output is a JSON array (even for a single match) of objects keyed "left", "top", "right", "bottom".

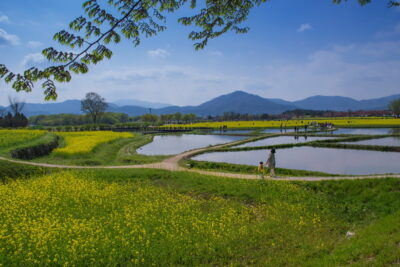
[
  {"left": 29, "top": 113, "right": 130, "bottom": 126},
  {"left": 0, "top": 112, "right": 28, "bottom": 128},
  {"left": 28, "top": 109, "right": 395, "bottom": 127},
  {"left": 211, "top": 109, "right": 393, "bottom": 121},
  {"left": 29, "top": 112, "right": 198, "bottom": 126}
]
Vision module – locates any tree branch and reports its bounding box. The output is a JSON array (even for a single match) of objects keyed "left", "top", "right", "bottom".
[{"left": 64, "top": 0, "right": 142, "bottom": 68}]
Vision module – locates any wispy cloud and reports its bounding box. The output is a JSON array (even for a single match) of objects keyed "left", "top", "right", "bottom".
[
  {"left": 297, "top": 23, "right": 312, "bottom": 33},
  {"left": 374, "top": 23, "right": 400, "bottom": 38},
  {"left": 253, "top": 40, "right": 400, "bottom": 100},
  {"left": 333, "top": 40, "right": 400, "bottom": 57},
  {"left": 147, "top": 48, "right": 170, "bottom": 59},
  {"left": 0, "top": 15, "right": 10, "bottom": 24},
  {"left": 27, "top": 41, "right": 42, "bottom": 48},
  {"left": 21, "top": 53, "right": 46, "bottom": 67},
  {"left": 207, "top": 50, "right": 224, "bottom": 57},
  {"left": 0, "top": 28, "right": 19, "bottom": 45},
  {"left": 395, "top": 23, "right": 400, "bottom": 33}
]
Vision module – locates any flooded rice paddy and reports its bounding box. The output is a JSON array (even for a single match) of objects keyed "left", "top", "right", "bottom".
[
  {"left": 262, "top": 128, "right": 295, "bottom": 133},
  {"left": 341, "top": 137, "right": 400, "bottom": 147},
  {"left": 192, "top": 146, "right": 400, "bottom": 175},
  {"left": 234, "top": 136, "right": 336, "bottom": 148},
  {"left": 210, "top": 130, "right": 252, "bottom": 134},
  {"left": 138, "top": 134, "right": 245, "bottom": 155},
  {"left": 330, "top": 128, "right": 400, "bottom": 135}
]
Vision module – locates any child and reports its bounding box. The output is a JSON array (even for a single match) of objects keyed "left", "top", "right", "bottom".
[
  {"left": 258, "top": 161, "right": 265, "bottom": 179},
  {"left": 266, "top": 148, "right": 276, "bottom": 178}
]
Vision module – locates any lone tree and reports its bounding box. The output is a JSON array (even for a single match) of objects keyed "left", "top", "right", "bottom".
[
  {"left": 8, "top": 97, "right": 25, "bottom": 116},
  {"left": 0, "top": 108, "right": 6, "bottom": 118},
  {"left": 81, "top": 92, "right": 108, "bottom": 124},
  {"left": 0, "top": 0, "right": 399, "bottom": 100},
  {"left": 0, "top": 97, "right": 29, "bottom": 127},
  {"left": 389, "top": 99, "right": 400, "bottom": 117}
]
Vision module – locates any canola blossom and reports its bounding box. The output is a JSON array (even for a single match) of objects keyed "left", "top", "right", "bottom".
[
  {"left": 0, "top": 172, "right": 331, "bottom": 265},
  {"left": 54, "top": 131, "right": 133, "bottom": 155},
  {"left": 0, "top": 129, "right": 46, "bottom": 149},
  {"left": 164, "top": 117, "right": 400, "bottom": 128}
]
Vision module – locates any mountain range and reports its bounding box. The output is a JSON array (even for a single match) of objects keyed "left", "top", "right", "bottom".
[{"left": 0, "top": 91, "right": 399, "bottom": 117}]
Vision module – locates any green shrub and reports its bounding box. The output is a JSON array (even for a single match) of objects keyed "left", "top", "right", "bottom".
[{"left": 10, "top": 136, "right": 59, "bottom": 160}]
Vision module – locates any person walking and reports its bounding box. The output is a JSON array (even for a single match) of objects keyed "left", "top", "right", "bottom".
[
  {"left": 257, "top": 161, "right": 265, "bottom": 179},
  {"left": 266, "top": 148, "right": 276, "bottom": 178}
]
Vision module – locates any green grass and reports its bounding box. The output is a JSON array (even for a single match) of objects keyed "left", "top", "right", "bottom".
[
  {"left": 116, "top": 134, "right": 167, "bottom": 164},
  {"left": 315, "top": 210, "right": 400, "bottom": 266},
  {"left": 0, "top": 160, "right": 399, "bottom": 266},
  {"left": 30, "top": 134, "right": 166, "bottom": 166},
  {"left": 0, "top": 160, "right": 52, "bottom": 183}
]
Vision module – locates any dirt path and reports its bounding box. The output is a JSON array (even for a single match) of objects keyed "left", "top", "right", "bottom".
[{"left": 1, "top": 138, "right": 400, "bottom": 181}]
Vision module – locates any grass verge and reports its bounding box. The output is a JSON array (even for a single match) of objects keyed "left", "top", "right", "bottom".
[{"left": 182, "top": 159, "right": 342, "bottom": 177}]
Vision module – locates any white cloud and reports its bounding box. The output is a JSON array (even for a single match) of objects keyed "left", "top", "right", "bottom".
[
  {"left": 333, "top": 41, "right": 400, "bottom": 57},
  {"left": 253, "top": 41, "right": 400, "bottom": 100},
  {"left": 147, "top": 48, "right": 170, "bottom": 59},
  {"left": 297, "top": 23, "right": 312, "bottom": 33},
  {"left": 21, "top": 53, "right": 46, "bottom": 67},
  {"left": 374, "top": 23, "right": 400, "bottom": 39},
  {"left": 0, "top": 15, "right": 10, "bottom": 24},
  {"left": 2, "top": 36, "right": 400, "bottom": 107},
  {"left": 0, "top": 28, "right": 19, "bottom": 45},
  {"left": 395, "top": 23, "right": 400, "bottom": 33},
  {"left": 27, "top": 41, "right": 42, "bottom": 48},
  {"left": 88, "top": 65, "right": 233, "bottom": 105}
]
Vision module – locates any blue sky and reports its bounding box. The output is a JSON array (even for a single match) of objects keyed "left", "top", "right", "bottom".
[{"left": 0, "top": 0, "right": 399, "bottom": 106}]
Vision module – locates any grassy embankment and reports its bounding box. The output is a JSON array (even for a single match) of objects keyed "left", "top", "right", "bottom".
[
  {"left": 0, "top": 130, "right": 167, "bottom": 166},
  {"left": 0, "top": 160, "right": 399, "bottom": 266},
  {"left": 0, "top": 130, "right": 57, "bottom": 157},
  {"left": 182, "top": 159, "right": 343, "bottom": 177}
]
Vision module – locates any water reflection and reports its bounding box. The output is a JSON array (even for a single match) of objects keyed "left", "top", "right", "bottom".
[
  {"left": 235, "top": 136, "right": 335, "bottom": 148},
  {"left": 262, "top": 128, "right": 295, "bottom": 133},
  {"left": 138, "top": 134, "right": 245, "bottom": 155},
  {"left": 192, "top": 147, "right": 400, "bottom": 175},
  {"left": 390, "top": 128, "right": 400, "bottom": 135},
  {"left": 331, "top": 128, "right": 399, "bottom": 135},
  {"left": 341, "top": 137, "right": 400, "bottom": 146},
  {"left": 210, "top": 130, "right": 252, "bottom": 134}
]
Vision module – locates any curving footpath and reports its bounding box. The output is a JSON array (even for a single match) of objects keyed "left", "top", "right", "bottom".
[{"left": 1, "top": 138, "right": 400, "bottom": 181}]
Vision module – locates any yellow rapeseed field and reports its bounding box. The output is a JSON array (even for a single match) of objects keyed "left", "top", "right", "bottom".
[
  {"left": 0, "top": 172, "right": 331, "bottom": 265},
  {"left": 0, "top": 129, "right": 46, "bottom": 149},
  {"left": 165, "top": 117, "right": 400, "bottom": 128},
  {"left": 54, "top": 131, "right": 133, "bottom": 155}
]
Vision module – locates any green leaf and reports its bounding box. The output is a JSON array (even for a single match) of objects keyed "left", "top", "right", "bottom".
[{"left": 0, "top": 64, "right": 9, "bottom": 78}]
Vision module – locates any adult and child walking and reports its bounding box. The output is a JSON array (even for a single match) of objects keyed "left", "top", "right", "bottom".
[{"left": 258, "top": 148, "right": 276, "bottom": 179}]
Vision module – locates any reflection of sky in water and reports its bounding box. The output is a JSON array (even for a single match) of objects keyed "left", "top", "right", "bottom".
[
  {"left": 332, "top": 128, "right": 399, "bottom": 135},
  {"left": 138, "top": 134, "right": 245, "bottom": 155},
  {"left": 193, "top": 147, "right": 400, "bottom": 175},
  {"left": 210, "top": 130, "right": 252, "bottom": 134},
  {"left": 341, "top": 137, "right": 400, "bottom": 146},
  {"left": 262, "top": 128, "right": 295, "bottom": 133},
  {"left": 235, "top": 136, "right": 335, "bottom": 148}
]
